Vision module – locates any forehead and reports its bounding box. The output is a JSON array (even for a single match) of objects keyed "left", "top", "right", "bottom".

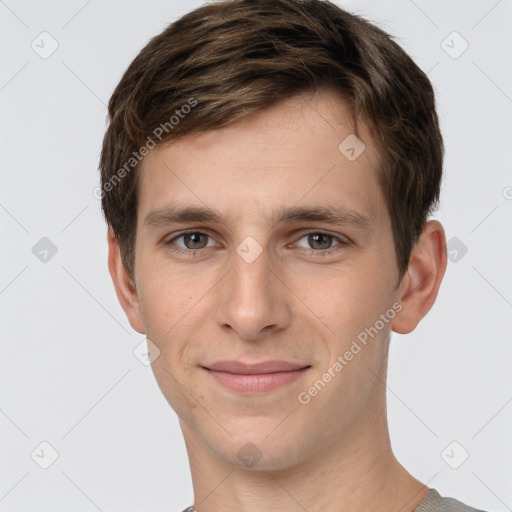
[{"left": 137, "top": 88, "right": 386, "bottom": 228}]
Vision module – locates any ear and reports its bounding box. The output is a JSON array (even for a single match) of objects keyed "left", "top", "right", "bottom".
[
  {"left": 107, "top": 227, "right": 145, "bottom": 334},
  {"left": 391, "top": 220, "right": 447, "bottom": 334}
]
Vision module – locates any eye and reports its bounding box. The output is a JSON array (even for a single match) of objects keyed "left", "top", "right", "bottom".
[
  {"left": 166, "top": 231, "right": 217, "bottom": 253},
  {"left": 294, "top": 231, "right": 347, "bottom": 255}
]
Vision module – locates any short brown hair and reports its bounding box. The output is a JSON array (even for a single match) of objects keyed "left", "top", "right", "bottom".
[{"left": 99, "top": 0, "right": 443, "bottom": 280}]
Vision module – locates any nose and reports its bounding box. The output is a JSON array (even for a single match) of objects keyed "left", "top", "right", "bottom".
[{"left": 214, "top": 243, "right": 292, "bottom": 341}]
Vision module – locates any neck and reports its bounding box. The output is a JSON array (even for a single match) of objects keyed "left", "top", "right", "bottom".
[{"left": 180, "top": 401, "right": 428, "bottom": 512}]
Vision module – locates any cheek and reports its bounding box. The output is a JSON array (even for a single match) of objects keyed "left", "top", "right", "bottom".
[
  {"left": 296, "top": 260, "right": 390, "bottom": 327},
  {"left": 289, "top": 259, "right": 395, "bottom": 380},
  {"left": 137, "top": 265, "right": 211, "bottom": 420},
  {"left": 136, "top": 251, "right": 206, "bottom": 333},
  {"left": 135, "top": 254, "right": 228, "bottom": 373}
]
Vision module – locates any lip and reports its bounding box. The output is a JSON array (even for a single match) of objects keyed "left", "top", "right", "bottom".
[{"left": 202, "top": 360, "right": 311, "bottom": 393}]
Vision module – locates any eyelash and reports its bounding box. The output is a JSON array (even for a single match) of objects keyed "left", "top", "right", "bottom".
[{"left": 164, "top": 229, "right": 349, "bottom": 258}]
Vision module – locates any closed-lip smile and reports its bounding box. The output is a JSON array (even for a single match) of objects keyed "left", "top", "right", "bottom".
[{"left": 202, "top": 360, "right": 311, "bottom": 393}]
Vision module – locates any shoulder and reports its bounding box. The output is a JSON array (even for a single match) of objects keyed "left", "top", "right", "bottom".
[{"left": 415, "top": 489, "right": 489, "bottom": 512}]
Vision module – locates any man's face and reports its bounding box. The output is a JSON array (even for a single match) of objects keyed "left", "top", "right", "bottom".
[{"left": 130, "top": 88, "right": 402, "bottom": 469}]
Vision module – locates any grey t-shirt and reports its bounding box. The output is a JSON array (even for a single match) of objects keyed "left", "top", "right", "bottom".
[
  {"left": 180, "top": 488, "right": 487, "bottom": 512},
  {"left": 413, "top": 489, "right": 486, "bottom": 512}
]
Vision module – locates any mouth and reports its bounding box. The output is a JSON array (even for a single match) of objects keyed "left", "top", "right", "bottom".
[{"left": 201, "top": 360, "right": 311, "bottom": 393}]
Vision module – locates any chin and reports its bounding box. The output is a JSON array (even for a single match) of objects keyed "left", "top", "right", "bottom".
[{"left": 210, "top": 428, "right": 309, "bottom": 472}]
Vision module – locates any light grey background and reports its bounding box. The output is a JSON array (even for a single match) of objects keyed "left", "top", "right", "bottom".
[{"left": 1, "top": 0, "right": 511, "bottom": 511}]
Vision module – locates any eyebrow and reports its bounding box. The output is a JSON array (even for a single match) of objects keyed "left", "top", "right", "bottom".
[{"left": 143, "top": 204, "right": 372, "bottom": 232}]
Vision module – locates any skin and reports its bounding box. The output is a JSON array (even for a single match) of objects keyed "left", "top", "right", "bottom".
[{"left": 108, "top": 87, "right": 447, "bottom": 512}]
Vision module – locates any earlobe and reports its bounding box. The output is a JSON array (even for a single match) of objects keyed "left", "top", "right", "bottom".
[
  {"left": 391, "top": 220, "right": 447, "bottom": 334},
  {"left": 107, "top": 228, "right": 145, "bottom": 334}
]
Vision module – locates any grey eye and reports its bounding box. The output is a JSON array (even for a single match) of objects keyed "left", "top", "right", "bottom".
[
  {"left": 174, "top": 232, "right": 213, "bottom": 249},
  {"left": 296, "top": 233, "right": 341, "bottom": 251}
]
